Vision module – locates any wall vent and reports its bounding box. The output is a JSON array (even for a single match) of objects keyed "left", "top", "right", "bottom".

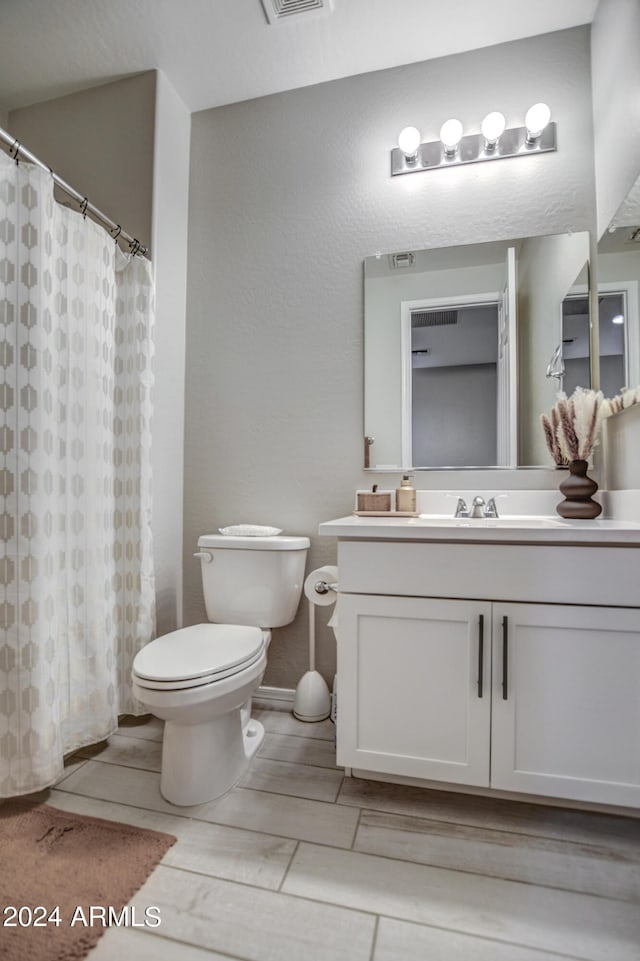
[
  {"left": 260, "top": 0, "right": 334, "bottom": 24},
  {"left": 411, "top": 309, "right": 458, "bottom": 328},
  {"left": 389, "top": 252, "right": 415, "bottom": 269}
]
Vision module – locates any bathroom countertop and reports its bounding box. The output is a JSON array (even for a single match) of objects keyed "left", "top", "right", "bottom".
[{"left": 318, "top": 514, "right": 640, "bottom": 546}]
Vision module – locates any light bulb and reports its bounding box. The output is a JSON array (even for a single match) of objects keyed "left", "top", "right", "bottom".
[
  {"left": 481, "top": 111, "right": 506, "bottom": 149},
  {"left": 397, "top": 126, "right": 421, "bottom": 161},
  {"left": 612, "top": 314, "right": 624, "bottom": 325},
  {"left": 440, "top": 118, "right": 463, "bottom": 155},
  {"left": 525, "top": 102, "right": 551, "bottom": 141}
]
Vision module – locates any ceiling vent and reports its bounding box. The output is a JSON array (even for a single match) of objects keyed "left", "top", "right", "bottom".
[
  {"left": 260, "top": 0, "right": 334, "bottom": 24},
  {"left": 411, "top": 309, "right": 458, "bottom": 328}
]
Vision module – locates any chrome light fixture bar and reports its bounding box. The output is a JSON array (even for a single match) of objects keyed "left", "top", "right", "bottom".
[{"left": 391, "top": 105, "right": 556, "bottom": 177}]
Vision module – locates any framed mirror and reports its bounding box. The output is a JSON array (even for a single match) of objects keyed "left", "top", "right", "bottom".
[{"left": 364, "top": 231, "right": 590, "bottom": 470}]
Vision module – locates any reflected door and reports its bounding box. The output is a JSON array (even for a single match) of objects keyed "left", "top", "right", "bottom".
[
  {"left": 408, "top": 299, "right": 500, "bottom": 467},
  {"left": 562, "top": 291, "right": 626, "bottom": 396}
]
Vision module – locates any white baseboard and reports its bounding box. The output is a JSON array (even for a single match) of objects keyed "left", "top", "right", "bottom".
[{"left": 253, "top": 685, "right": 296, "bottom": 711}]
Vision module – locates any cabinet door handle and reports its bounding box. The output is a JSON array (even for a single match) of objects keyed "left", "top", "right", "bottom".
[
  {"left": 502, "top": 614, "right": 509, "bottom": 700},
  {"left": 477, "top": 614, "right": 484, "bottom": 698}
]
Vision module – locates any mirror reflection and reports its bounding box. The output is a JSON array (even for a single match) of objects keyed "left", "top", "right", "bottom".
[
  {"left": 561, "top": 290, "right": 625, "bottom": 397},
  {"left": 364, "top": 231, "right": 590, "bottom": 470},
  {"left": 596, "top": 177, "right": 640, "bottom": 396}
]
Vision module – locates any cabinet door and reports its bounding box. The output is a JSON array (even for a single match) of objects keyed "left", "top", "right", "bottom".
[
  {"left": 491, "top": 603, "right": 640, "bottom": 807},
  {"left": 337, "top": 594, "right": 491, "bottom": 785}
]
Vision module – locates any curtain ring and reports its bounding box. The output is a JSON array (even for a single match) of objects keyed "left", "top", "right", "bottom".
[
  {"left": 111, "top": 224, "right": 122, "bottom": 245},
  {"left": 9, "top": 139, "right": 20, "bottom": 163},
  {"left": 129, "top": 238, "right": 141, "bottom": 257},
  {"left": 79, "top": 197, "right": 89, "bottom": 218}
]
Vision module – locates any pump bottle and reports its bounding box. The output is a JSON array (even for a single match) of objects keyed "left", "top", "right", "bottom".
[{"left": 396, "top": 474, "right": 416, "bottom": 512}]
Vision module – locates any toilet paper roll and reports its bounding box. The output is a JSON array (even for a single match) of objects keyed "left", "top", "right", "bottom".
[{"left": 304, "top": 566, "right": 339, "bottom": 606}]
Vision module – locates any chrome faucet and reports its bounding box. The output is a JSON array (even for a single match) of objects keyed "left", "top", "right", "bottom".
[
  {"left": 454, "top": 496, "right": 499, "bottom": 519},
  {"left": 484, "top": 497, "right": 499, "bottom": 518}
]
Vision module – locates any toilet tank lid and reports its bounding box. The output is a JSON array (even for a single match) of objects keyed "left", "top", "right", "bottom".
[{"left": 198, "top": 534, "right": 310, "bottom": 551}]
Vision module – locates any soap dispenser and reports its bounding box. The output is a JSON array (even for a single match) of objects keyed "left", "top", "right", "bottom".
[{"left": 396, "top": 474, "right": 416, "bottom": 513}]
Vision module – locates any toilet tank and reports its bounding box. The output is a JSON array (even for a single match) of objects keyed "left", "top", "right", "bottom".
[{"left": 197, "top": 534, "right": 310, "bottom": 628}]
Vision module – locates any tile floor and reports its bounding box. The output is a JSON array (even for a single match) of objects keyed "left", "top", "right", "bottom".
[{"left": 26, "top": 709, "right": 640, "bottom": 960}]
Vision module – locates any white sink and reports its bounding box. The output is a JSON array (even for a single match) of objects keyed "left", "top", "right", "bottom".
[{"left": 418, "top": 514, "right": 567, "bottom": 529}]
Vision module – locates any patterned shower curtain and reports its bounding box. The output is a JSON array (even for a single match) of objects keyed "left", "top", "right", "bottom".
[{"left": 0, "top": 151, "right": 156, "bottom": 796}]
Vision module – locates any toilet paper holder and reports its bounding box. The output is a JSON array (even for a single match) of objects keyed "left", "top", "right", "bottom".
[{"left": 315, "top": 578, "right": 338, "bottom": 595}]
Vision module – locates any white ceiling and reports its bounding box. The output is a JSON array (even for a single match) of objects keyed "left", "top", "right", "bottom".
[{"left": 0, "top": 0, "right": 599, "bottom": 115}]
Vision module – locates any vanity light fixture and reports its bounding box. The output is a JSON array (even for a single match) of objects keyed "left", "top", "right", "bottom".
[
  {"left": 525, "top": 102, "right": 552, "bottom": 144},
  {"left": 439, "top": 118, "right": 464, "bottom": 158},
  {"left": 397, "top": 126, "right": 422, "bottom": 163},
  {"left": 481, "top": 111, "right": 506, "bottom": 152},
  {"left": 391, "top": 102, "right": 556, "bottom": 176}
]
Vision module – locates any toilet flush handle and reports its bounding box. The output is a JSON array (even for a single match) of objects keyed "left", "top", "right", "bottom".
[{"left": 193, "top": 551, "right": 213, "bottom": 563}]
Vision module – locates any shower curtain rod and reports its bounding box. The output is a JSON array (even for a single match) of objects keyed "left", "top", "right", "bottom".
[{"left": 0, "top": 125, "right": 148, "bottom": 256}]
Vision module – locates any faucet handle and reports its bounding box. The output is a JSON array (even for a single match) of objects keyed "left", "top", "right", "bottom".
[
  {"left": 454, "top": 497, "right": 469, "bottom": 518},
  {"left": 485, "top": 497, "right": 499, "bottom": 518}
]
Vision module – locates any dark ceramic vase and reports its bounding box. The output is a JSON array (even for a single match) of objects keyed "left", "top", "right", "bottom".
[{"left": 556, "top": 459, "right": 602, "bottom": 519}]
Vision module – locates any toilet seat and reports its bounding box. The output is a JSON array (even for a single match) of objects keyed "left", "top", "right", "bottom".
[{"left": 132, "top": 623, "right": 265, "bottom": 691}]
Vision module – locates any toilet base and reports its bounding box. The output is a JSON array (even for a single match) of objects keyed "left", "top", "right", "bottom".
[{"left": 160, "top": 709, "right": 265, "bottom": 806}]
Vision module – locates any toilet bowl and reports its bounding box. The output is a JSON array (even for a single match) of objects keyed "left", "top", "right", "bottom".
[
  {"left": 132, "top": 623, "right": 268, "bottom": 805},
  {"left": 132, "top": 533, "right": 309, "bottom": 805}
]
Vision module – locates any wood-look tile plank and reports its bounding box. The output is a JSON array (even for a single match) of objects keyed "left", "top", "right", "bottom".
[
  {"left": 239, "top": 756, "right": 343, "bottom": 802},
  {"left": 88, "top": 928, "right": 234, "bottom": 960},
  {"left": 117, "top": 715, "right": 164, "bottom": 742},
  {"left": 338, "top": 777, "right": 640, "bottom": 853},
  {"left": 55, "top": 760, "right": 359, "bottom": 847},
  {"left": 259, "top": 731, "right": 338, "bottom": 769},
  {"left": 49, "top": 790, "right": 296, "bottom": 890},
  {"left": 127, "top": 864, "right": 375, "bottom": 961},
  {"left": 201, "top": 785, "right": 358, "bottom": 848},
  {"left": 254, "top": 709, "right": 335, "bottom": 741},
  {"left": 374, "top": 917, "right": 578, "bottom": 961},
  {"left": 355, "top": 809, "right": 640, "bottom": 902},
  {"left": 76, "top": 733, "right": 163, "bottom": 772},
  {"left": 283, "top": 843, "right": 640, "bottom": 961},
  {"left": 56, "top": 753, "right": 90, "bottom": 782}
]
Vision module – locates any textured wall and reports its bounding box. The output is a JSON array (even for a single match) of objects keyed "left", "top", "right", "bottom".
[
  {"left": 591, "top": 0, "right": 640, "bottom": 235},
  {"left": 9, "top": 73, "right": 155, "bottom": 253},
  {"left": 151, "top": 72, "right": 191, "bottom": 635},
  {"left": 184, "top": 27, "right": 596, "bottom": 689}
]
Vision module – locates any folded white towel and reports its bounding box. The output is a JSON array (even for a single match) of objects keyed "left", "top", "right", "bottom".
[{"left": 219, "top": 524, "right": 282, "bottom": 537}]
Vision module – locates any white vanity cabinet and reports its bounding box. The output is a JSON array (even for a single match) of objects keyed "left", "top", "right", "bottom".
[
  {"left": 490, "top": 602, "right": 640, "bottom": 806},
  {"left": 338, "top": 594, "right": 492, "bottom": 786},
  {"left": 325, "top": 531, "right": 640, "bottom": 810}
]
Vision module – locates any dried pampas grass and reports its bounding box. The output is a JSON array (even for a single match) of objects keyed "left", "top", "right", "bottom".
[
  {"left": 542, "top": 383, "right": 640, "bottom": 467},
  {"left": 541, "top": 387, "right": 604, "bottom": 465},
  {"left": 540, "top": 411, "right": 567, "bottom": 466},
  {"left": 603, "top": 385, "right": 640, "bottom": 415}
]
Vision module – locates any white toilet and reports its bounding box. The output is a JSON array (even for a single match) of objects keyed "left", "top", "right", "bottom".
[{"left": 132, "top": 532, "right": 310, "bottom": 805}]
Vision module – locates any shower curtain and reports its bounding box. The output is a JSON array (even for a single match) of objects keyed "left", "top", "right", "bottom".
[{"left": 0, "top": 151, "right": 156, "bottom": 796}]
